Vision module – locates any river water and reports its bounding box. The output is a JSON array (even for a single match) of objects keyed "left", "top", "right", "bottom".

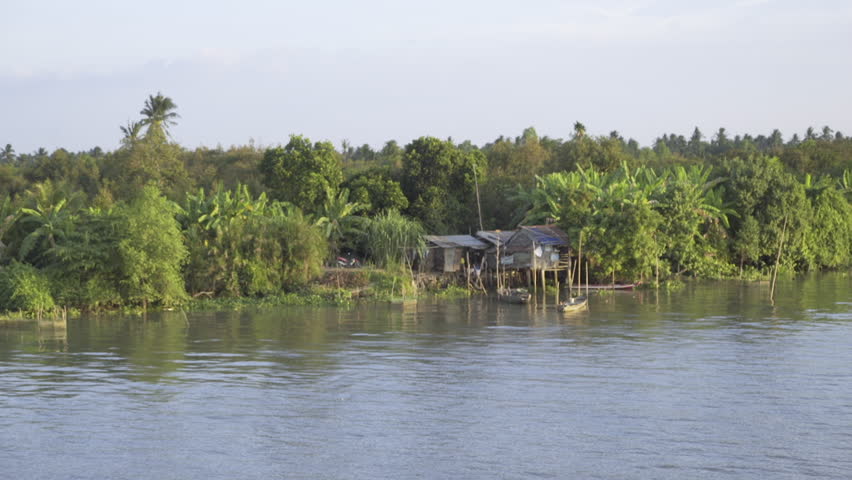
[{"left": 2, "top": 274, "right": 852, "bottom": 479}]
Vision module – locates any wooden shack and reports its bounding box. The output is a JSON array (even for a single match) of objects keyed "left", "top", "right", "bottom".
[
  {"left": 503, "top": 225, "right": 570, "bottom": 271},
  {"left": 475, "top": 230, "right": 516, "bottom": 270},
  {"left": 423, "top": 235, "right": 488, "bottom": 273}
]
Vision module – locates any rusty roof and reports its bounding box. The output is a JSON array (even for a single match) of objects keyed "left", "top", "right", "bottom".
[{"left": 424, "top": 235, "right": 489, "bottom": 250}]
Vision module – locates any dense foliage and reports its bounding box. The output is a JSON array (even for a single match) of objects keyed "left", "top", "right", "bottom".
[{"left": 2, "top": 93, "right": 852, "bottom": 315}]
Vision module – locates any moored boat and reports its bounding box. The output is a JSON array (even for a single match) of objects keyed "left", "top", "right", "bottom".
[
  {"left": 558, "top": 295, "right": 588, "bottom": 313},
  {"left": 498, "top": 288, "right": 532, "bottom": 304}
]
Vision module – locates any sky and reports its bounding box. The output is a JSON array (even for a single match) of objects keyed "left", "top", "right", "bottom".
[{"left": 2, "top": 0, "right": 851, "bottom": 153}]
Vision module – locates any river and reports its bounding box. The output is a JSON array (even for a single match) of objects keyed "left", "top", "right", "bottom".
[{"left": 2, "top": 274, "right": 852, "bottom": 479}]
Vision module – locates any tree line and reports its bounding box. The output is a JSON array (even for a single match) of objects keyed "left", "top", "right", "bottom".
[{"left": 2, "top": 94, "right": 851, "bottom": 315}]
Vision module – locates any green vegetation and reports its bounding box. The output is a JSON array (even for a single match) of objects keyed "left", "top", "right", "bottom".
[{"left": 2, "top": 93, "right": 852, "bottom": 317}]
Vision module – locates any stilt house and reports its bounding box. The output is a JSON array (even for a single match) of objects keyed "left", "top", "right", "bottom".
[{"left": 503, "top": 225, "right": 570, "bottom": 271}]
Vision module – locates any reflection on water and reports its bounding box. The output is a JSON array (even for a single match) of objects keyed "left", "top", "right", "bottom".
[{"left": 2, "top": 274, "right": 852, "bottom": 479}]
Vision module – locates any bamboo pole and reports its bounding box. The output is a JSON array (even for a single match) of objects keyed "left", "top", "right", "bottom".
[
  {"left": 577, "top": 231, "right": 583, "bottom": 295},
  {"left": 770, "top": 216, "right": 788, "bottom": 304},
  {"left": 473, "top": 163, "right": 484, "bottom": 233},
  {"left": 567, "top": 254, "right": 573, "bottom": 298}
]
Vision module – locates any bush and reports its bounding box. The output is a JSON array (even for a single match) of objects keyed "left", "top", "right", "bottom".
[{"left": 0, "top": 262, "right": 55, "bottom": 318}]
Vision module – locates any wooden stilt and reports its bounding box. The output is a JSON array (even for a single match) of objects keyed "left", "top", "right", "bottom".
[
  {"left": 553, "top": 269, "right": 559, "bottom": 304},
  {"left": 567, "top": 254, "right": 573, "bottom": 297}
]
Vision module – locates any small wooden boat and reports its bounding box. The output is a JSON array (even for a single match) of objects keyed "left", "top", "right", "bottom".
[
  {"left": 558, "top": 295, "right": 588, "bottom": 313},
  {"left": 498, "top": 288, "right": 532, "bottom": 304}
]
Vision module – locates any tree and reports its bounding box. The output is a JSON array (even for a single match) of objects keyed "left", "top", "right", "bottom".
[
  {"left": 180, "top": 184, "right": 327, "bottom": 296},
  {"left": 115, "top": 185, "right": 188, "bottom": 308},
  {"left": 0, "top": 261, "right": 55, "bottom": 318},
  {"left": 802, "top": 185, "right": 852, "bottom": 269},
  {"left": 688, "top": 127, "right": 706, "bottom": 158},
  {"left": 13, "top": 181, "right": 82, "bottom": 264},
  {"left": 721, "top": 155, "right": 808, "bottom": 269},
  {"left": 711, "top": 127, "right": 731, "bottom": 154},
  {"left": 400, "top": 136, "right": 485, "bottom": 234},
  {"left": 314, "top": 187, "right": 364, "bottom": 256},
  {"left": 0, "top": 195, "right": 18, "bottom": 260},
  {"left": 260, "top": 135, "right": 343, "bottom": 215},
  {"left": 344, "top": 169, "right": 408, "bottom": 215},
  {"left": 378, "top": 140, "right": 404, "bottom": 169},
  {"left": 104, "top": 136, "right": 190, "bottom": 200},
  {"left": 47, "top": 208, "right": 124, "bottom": 310},
  {"left": 805, "top": 126, "right": 816, "bottom": 141},
  {"left": 140, "top": 92, "right": 180, "bottom": 140},
  {"left": 1, "top": 144, "right": 15, "bottom": 165},
  {"left": 120, "top": 120, "right": 144, "bottom": 147}
]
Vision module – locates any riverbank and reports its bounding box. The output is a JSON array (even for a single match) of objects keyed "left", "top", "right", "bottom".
[
  {"left": 0, "top": 265, "right": 803, "bottom": 322},
  {"left": 0, "top": 267, "right": 424, "bottom": 321}
]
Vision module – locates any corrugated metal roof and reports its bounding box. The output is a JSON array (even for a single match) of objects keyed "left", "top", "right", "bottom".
[
  {"left": 518, "top": 225, "right": 570, "bottom": 245},
  {"left": 475, "top": 230, "right": 516, "bottom": 246},
  {"left": 424, "top": 235, "right": 489, "bottom": 250}
]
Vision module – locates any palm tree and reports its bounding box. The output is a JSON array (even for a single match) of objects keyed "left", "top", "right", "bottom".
[
  {"left": 313, "top": 187, "right": 364, "bottom": 256},
  {"left": 805, "top": 126, "right": 816, "bottom": 141},
  {"left": 0, "top": 195, "right": 18, "bottom": 258},
  {"left": 140, "top": 92, "right": 180, "bottom": 139},
  {"left": 1, "top": 144, "right": 15, "bottom": 164},
  {"left": 120, "top": 120, "right": 143, "bottom": 146},
  {"left": 839, "top": 169, "right": 851, "bottom": 200},
  {"left": 16, "top": 180, "right": 82, "bottom": 264}
]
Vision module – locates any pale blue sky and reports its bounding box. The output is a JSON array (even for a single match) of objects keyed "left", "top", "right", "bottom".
[{"left": 2, "top": 0, "right": 851, "bottom": 153}]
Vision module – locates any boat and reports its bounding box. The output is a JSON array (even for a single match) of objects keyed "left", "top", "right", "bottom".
[
  {"left": 558, "top": 295, "right": 588, "bottom": 313},
  {"left": 498, "top": 288, "right": 532, "bottom": 304}
]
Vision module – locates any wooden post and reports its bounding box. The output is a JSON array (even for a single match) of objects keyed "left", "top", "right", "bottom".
[
  {"left": 466, "top": 251, "right": 471, "bottom": 290},
  {"left": 553, "top": 269, "right": 559, "bottom": 304},
  {"left": 529, "top": 268, "right": 538, "bottom": 294},
  {"left": 495, "top": 238, "right": 501, "bottom": 292},
  {"left": 567, "top": 254, "right": 573, "bottom": 298},
  {"left": 532, "top": 247, "right": 538, "bottom": 295},
  {"left": 553, "top": 272, "right": 559, "bottom": 303}
]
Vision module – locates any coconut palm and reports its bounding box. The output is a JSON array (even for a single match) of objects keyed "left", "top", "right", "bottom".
[
  {"left": 140, "top": 92, "right": 180, "bottom": 139},
  {"left": 0, "top": 195, "right": 18, "bottom": 258},
  {"left": 1, "top": 144, "right": 15, "bottom": 164},
  {"left": 120, "top": 120, "right": 144, "bottom": 146},
  {"left": 13, "top": 181, "right": 83, "bottom": 262}
]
